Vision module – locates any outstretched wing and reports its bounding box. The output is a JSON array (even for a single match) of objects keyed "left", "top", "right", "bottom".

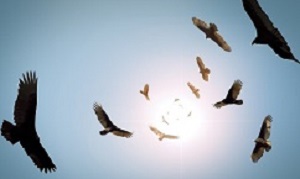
[
  {"left": 14, "top": 71, "right": 37, "bottom": 129},
  {"left": 213, "top": 101, "right": 226, "bottom": 109},
  {"left": 143, "top": 84, "right": 150, "bottom": 100},
  {"left": 93, "top": 103, "right": 114, "bottom": 128},
  {"left": 242, "top": 0, "right": 298, "bottom": 62},
  {"left": 192, "top": 16, "right": 210, "bottom": 35},
  {"left": 140, "top": 84, "right": 150, "bottom": 100},
  {"left": 20, "top": 138, "right": 56, "bottom": 173},
  {"left": 144, "top": 84, "right": 149, "bottom": 94},
  {"left": 162, "top": 116, "right": 169, "bottom": 125},
  {"left": 187, "top": 82, "right": 200, "bottom": 99},
  {"left": 196, "top": 57, "right": 210, "bottom": 81},
  {"left": 258, "top": 115, "right": 272, "bottom": 140},
  {"left": 226, "top": 80, "right": 243, "bottom": 101},
  {"left": 112, "top": 128, "right": 133, "bottom": 138},
  {"left": 242, "top": 0, "right": 274, "bottom": 40},
  {"left": 251, "top": 142, "right": 265, "bottom": 163},
  {"left": 164, "top": 134, "right": 179, "bottom": 139},
  {"left": 149, "top": 126, "right": 163, "bottom": 137},
  {"left": 210, "top": 31, "right": 232, "bottom": 52},
  {"left": 196, "top": 56, "right": 205, "bottom": 70}
]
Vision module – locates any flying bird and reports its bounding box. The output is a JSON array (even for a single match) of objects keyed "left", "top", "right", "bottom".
[
  {"left": 213, "top": 80, "right": 243, "bottom": 108},
  {"left": 187, "top": 111, "right": 192, "bottom": 117},
  {"left": 187, "top": 82, "right": 200, "bottom": 99},
  {"left": 161, "top": 116, "right": 169, "bottom": 125},
  {"left": 192, "top": 16, "right": 232, "bottom": 52},
  {"left": 242, "top": 0, "right": 299, "bottom": 64},
  {"left": 140, "top": 84, "right": 150, "bottom": 100},
  {"left": 93, "top": 103, "right": 133, "bottom": 138},
  {"left": 149, "top": 126, "right": 179, "bottom": 141},
  {"left": 196, "top": 56, "right": 211, "bottom": 81},
  {"left": 251, "top": 115, "right": 272, "bottom": 163},
  {"left": 1, "top": 71, "right": 56, "bottom": 173}
]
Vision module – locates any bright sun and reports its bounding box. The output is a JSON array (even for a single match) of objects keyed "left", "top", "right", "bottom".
[{"left": 151, "top": 98, "right": 203, "bottom": 141}]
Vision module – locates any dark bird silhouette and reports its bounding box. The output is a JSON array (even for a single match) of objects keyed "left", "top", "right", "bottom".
[
  {"left": 140, "top": 84, "right": 150, "bottom": 100},
  {"left": 192, "top": 16, "right": 232, "bottom": 52},
  {"left": 149, "top": 126, "right": 179, "bottom": 141},
  {"left": 196, "top": 56, "right": 211, "bottom": 81},
  {"left": 93, "top": 103, "right": 133, "bottom": 138},
  {"left": 213, "top": 80, "right": 243, "bottom": 108},
  {"left": 251, "top": 115, "right": 272, "bottom": 163},
  {"left": 1, "top": 71, "right": 56, "bottom": 173},
  {"left": 187, "top": 82, "right": 200, "bottom": 99},
  {"left": 242, "top": 0, "right": 299, "bottom": 64}
]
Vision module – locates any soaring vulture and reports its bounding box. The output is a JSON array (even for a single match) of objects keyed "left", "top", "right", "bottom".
[
  {"left": 187, "top": 82, "right": 200, "bottom": 99},
  {"left": 251, "top": 115, "right": 272, "bottom": 163},
  {"left": 213, "top": 80, "right": 243, "bottom": 108},
  {"left": 242, "top": 0, "right": 299, "bottom": 64},
  {"left": 149, "top": 126, "right": 179, "bottom": 141},
  {"left": 1, "top": 71, "right": 56, "bottom": 173},
  {"left": 93, "top": 103, "right": 133, "bottom": 138},
  {"left": 140, "top": 84, "right": 150, "bottom": 100},
  {"left": 196, "top": 56, "right": 211, "bottom": 81},
  {"left": 192, "top": 16, "right": 232, "bottom": 52}
]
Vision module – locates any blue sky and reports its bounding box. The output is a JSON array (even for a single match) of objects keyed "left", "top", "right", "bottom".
[{"left": 0, "top": 0, "right": 300, "bottom": 178}]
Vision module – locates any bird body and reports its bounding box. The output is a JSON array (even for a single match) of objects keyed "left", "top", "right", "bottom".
[
  {"left": 187, "top": 82, "right": 200, "bottom": 99},
  {"left": 149, "top": 126, "right": 179, "bottom": 141},
  {"left": 196, "top": 56, "right": 211, "bottom": 81},
  {"left": 192, "top": 17, "right": 232, "bottom": 52},
  {"left": 140, "top": 84, "right": 150, "bottom": 100},
  {"left": 251, "top": 115, "right": 272, "bottom": 163},
  {"left": 93, "top": 103, "right": 133, "bottom": 138},
  {"left": 1, "top": 71, "right": 56, "bottom": 173},
  {"left": 214, "top": 80, "right": 243, "bottom": 108},
  {"left": 242, "top": 0, "right": 299, "bottom": 63}
]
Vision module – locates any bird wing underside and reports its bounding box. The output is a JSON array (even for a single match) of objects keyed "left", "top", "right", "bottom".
[
  {"left": 251, "top": 142, "right": 265, "bottom": 163},
  {"left": 196, "top": 57, "right": 210, "bottom": 81},
  {"left": 192, "top": 17, "right": 210, "bottom": 34},
  {"left": 140, "top": 84, "right": 150, "bottom": 100},
  {"left": 149, "top": 126, "right": 165, "bottom": 138},
  {"left": 93, "top": 103, "right": 115, "bottom": 128},
  {"left": 242, "top": 0, "right": 289, "bottom": 45},
  {"left": 187, "top": 82, "right": 200, "bottom": 98},
  {"left": 210, "top": 32, "right": 232, "bottom": 52},
  {"left": 14, "top": 71, "right": 38, "bottom": 129},
  {"left": 112, "top": 128, "right": 133, "bottom": 138},
  {"left": 258, "top": 115, "right": 272, "bottom": 140},
  {"left": 242, "top": 0, "right": 274, "bottom": 34},
  {"left": 227, "top": 80, "right": 243, "bottom": 100},
  {"left": 196, "top": 56, "right": 205, "bottom": 69},
  {"left": 164, "top": 134, "right": 179, "bottom": 139},
  {"left": 20, "top": 137, "right": 56, "bottom": 173}
]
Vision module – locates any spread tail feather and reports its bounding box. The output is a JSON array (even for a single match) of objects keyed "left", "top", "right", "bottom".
[{"left": 1, "top": 120, "right": 20, "bottom": 144}]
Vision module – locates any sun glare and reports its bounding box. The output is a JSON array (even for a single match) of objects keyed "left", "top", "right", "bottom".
[{"left": 150, "top": 98, "right": 204, "bottom": 142}]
